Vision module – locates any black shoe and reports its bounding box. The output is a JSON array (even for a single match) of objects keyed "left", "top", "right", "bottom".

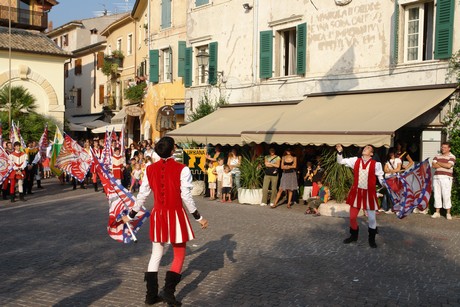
[
  {"left": 144, "top": 272, "right": 162, "bottom": 305},
  {"left": 160, "top": 271, "right": 182, "bottom": 306},
  {"left": 368, "top": 227, "right": 378, "bottom": 248},
  {"left": 343, "top": 227, "right": 359, "bottom": 244}
]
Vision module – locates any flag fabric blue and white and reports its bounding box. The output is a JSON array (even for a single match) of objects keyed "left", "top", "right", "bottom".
[
  {"left": 385, "top": 159, "right": 432, "bottom": 219},
  {"left": 92, "top": 150, "right": 149, "bottom": 243},
  {"left": 101, "top": 128, "right": 112, "bottom": 171}
]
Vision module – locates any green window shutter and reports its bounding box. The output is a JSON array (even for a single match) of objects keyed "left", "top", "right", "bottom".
[
  {"left": 392, "top": 0, "right": 399, "bottom": 64},
  {"left": 208, "top": 42, "right": 218, "bottom": 85},
  {"left": 184, "top": 47, "right": 193, "bottom": 87},
  {"left": 195, "top": 0, "right": 209, "bottom": 6},
  {"left": 259, "top": 30, "right": 273, "bottom": 79},
  {"left": 434, "top": 0, "right": 454, "bottom": 59},
  {"left": 296, "top": 23, "right": 307, "bottom": 75},
  {"left": 178, "top": 41, "right": 186, "bottom": 77},
  {"left": 161, "top": 0, "right": 171, "bottom": 29},
  {"left": 149, "top": 49, "right": 159, "bottom": 83}
]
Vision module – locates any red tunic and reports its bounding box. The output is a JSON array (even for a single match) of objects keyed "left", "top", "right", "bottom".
[
  {"left": 346, "top": 158, "right": 378, "bottom": 210},
  {"left": 111, "top": 154, "right": 124, "bottom": 179},
  {"left": 146, "top": 158, "right": 195, "bottom": 244}
]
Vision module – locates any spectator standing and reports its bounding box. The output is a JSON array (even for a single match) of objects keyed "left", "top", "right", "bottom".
[
  {"left": 431, "top": 142, "right": 456, "bottom": 220},
  {"left": 336, "top": 144, "right": 385, "bottom": 248},
  {"left": 215, "top": 158, "right": 224, "bottom": 199},
  {"left": 221, "top": 165, "right": 233, "bottom": 202},
  {"left": 207, "top": 161, "right": 217, "bottom": 200},
  {"left": 395, "top": 140, "right": 414, "bottom": 171},
  {"left": 261, "top": 147, "right": 280, "bottom": 207},
  {"left": 112, "top": 147, "right": 124, "bottom": 181},
  {"left": 227, "top": 148, "right": 242, "bottom": 190},
  {"left": 301, "top": 161, "right": 315, "bottom": 205},
  {"left": 272, "top": 149, "right": 297, "bottom": 209},
  {"left": 129, "top": 162, "right": 143, "bottom": 192}
]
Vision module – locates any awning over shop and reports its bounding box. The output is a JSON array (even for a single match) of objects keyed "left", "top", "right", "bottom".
[
  {"left": 92, "top": 123, "right": 123, "bottom": 134},
  {"left": 68, "top": 114, "right": 103, "bottom": 124},
  {"left": 68, "top": 122, "right": 87, "bottom": 132},
  {"left": 111, "top": 108, "right": 126, "bottom": 124},
  {"left": 167, "top": 103, "right": 296, "bottom": 145},
  {"left": 81, "top": 120, "right": 110, "bottom": 129},
  {"left": 241, "top": 87, "right": 456, "bottom": 147}
]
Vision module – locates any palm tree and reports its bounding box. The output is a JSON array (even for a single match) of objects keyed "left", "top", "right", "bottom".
[{"left": 0, "top": 85, "right": 38, "bottom": 121}]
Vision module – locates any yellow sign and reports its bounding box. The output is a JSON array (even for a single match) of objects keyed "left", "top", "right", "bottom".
[{"left": 184, "top": 149, "right": 206, "bottom": 173}]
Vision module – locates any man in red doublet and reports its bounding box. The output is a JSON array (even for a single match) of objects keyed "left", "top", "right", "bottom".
[
  {"left": 8, "top": 142, "right": 28, "bottom": 202},
  {"left": 111, "top": 147, "right": 124, "bottom": 180},
  {"left": 123, "top": 137, "right": 208, "bottom": 306},
  {"left": 336, "top": 144, "right": 385, "bottom": 248}
]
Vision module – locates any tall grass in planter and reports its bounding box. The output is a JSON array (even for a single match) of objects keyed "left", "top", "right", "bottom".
[{"left": 321, "top": 148, "right": 353, "bottom": 203}]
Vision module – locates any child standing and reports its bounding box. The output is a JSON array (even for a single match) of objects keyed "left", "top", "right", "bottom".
[
  {"left": 215, "top": 158, "right": 224, "bottom": 199},
  {"left": 207, "top": 161, "right": 217, "bottom": 200},
  {"left": 221, "top": 165, "right": 233, "bottom": 203},
  {"left": 130, "top": 163, "right": 143, "bottom": 192}
]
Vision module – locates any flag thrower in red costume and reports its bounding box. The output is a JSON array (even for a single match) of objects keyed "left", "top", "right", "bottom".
[
  {"left": 336, "top": 144, "right": 385, "bottom": 248},
  {"left": 122, "top": 137, "right": 208, "bottom": 306},
  {"left": 8, "top": 141, "right": 27, "bottom": 202}
]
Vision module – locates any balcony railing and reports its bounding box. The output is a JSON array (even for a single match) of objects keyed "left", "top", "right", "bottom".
[{"left": 0, "top": 5, "right": 48, "bottom": 31}]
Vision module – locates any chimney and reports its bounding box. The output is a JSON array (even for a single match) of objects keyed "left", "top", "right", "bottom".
[
  {"left": 90, "top": 28, "right": 98, "bottom": 44},
  {"left": 48, "top": 21, "right": 53, "bottom": 31}
]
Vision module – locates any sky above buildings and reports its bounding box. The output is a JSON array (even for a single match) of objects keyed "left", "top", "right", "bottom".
[{"left": 49, "top": 0, "right": 134, "bottom": 28}]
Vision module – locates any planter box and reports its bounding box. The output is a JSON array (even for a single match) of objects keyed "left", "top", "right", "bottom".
[{"left": 238, "top": 188, "right": 263, "bottom": 205}]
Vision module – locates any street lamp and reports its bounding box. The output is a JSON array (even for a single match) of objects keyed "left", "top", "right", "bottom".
[{"left": 196, "top": 49, "right": 210, "bottom": 67}]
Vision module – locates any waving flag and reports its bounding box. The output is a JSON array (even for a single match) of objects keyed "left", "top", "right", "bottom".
[
  {"left": 101, "top": 128, "right": 112, "bottom": 170},
  {"left": 92, "top": 151, "right": 149, "bottom": 243},
  {"left": 38, "top": 125, "right": 48, "bottom": 163},
  {"left": 385, "top": 159, "right": 432, "bottom": 219},
  {"left": 0, "top": 146, "right": 13, "bottom": 185},
  {"left": 55, "top": 135, "right": 92, "bottom": 182},
  {"left": 50, "top": 125, "right": 64, "bottom": 176}
]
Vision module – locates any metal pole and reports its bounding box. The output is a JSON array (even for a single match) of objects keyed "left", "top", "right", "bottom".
[{"left": 8, "top": 0, "right": 12, "bottom": 126}]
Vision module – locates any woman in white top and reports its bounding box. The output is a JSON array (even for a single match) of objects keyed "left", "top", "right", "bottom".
[{"left": 227, "top": 148, "right": 242, "bottom": 190}]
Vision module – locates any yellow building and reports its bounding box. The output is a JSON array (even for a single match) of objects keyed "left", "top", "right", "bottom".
[{"left": 131, "top": 0, "right": 187, "bottom": 142}]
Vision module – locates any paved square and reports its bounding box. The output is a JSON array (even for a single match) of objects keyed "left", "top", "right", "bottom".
[{"left": 0, "top": 180, "right": 459, "bottom": 306}]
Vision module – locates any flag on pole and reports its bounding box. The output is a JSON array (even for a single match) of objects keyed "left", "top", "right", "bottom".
[
  {"left": 55, "top": 134, "right": 92, "bottom": 182},
  {"left": 101, "top": 128, "right": 112, "bottom": 170},
  {"left": 92, "top": 150, "right": 149, "bottom": 243},
  {"left": 14, "top": 122, "right": 26, "bottom": 149},
  {"left": 0, "top": 146, "right": 13, "bottom": 185},
  {"left": 49, "top": 125, "right": 64, "bottom": 176},
  {"left": 385, "top": 159, "right": 432, "bottom": 219},
  {"left": 38, "top": 125, "right": 48, "bottom": 163}
]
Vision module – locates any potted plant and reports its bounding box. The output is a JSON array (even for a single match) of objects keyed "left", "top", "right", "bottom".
[
  {"left": 238, "top": 154, "right": 264, "bottom": 205},
  {"left": 124, "top": 82, "right": 147, "bottom": 102}
]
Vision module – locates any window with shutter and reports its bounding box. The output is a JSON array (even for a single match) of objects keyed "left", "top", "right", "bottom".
[
  {"left": 259, "top": 30, "right": 273, "bottom": 79},
  {"left": 161, "top": 0, "right": 172, "bottom": 29},
  {"left": 184, "top": 47, "right": 193, "bottom": 87},
  {"left": 403, "top": 2, "right": 434, "bottom": 62},
  {"left": 296, "top": 23, "right": 307, "bottom": 75},
  {"left": 75, "top": 59, "right": 82, "bottom": 75},
  {"left": 434, "top": 0, "right": 454, "bottom": 59},
  {"left": 178, "top": 41, "right": 186, "bottom": 77},
  {"left": 99, "top": 85, "right": 105, "bottom": 104},
  {"left": 149, "top": 50, "right": 159, "bottom": 83},
  {"left": 97, "top": 52, "right": 104, "bottom": 69},
  {"left": 77, "top": 88, "right": 82, "bottom": 107},
  {"left": 208, "top": 42, "right": 218, "bottom": 85}
]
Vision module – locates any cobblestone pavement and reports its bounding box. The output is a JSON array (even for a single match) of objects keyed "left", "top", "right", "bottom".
[{"left": 0, "top": 179, "right": 459, "bottom": 307}]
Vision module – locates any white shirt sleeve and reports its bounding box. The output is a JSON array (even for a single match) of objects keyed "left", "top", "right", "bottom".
[
  {"left": 337, "top": 155, "right": 358, "bottom": 169},
  {"left": 132, "top": 170, "right": 151, "bottom": 212},
  {"left": 375, "top": 162, "right": 385, "bottom": 185},
  {"left": 180, "top": 166, "right": 198, "bottom": 214}
]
